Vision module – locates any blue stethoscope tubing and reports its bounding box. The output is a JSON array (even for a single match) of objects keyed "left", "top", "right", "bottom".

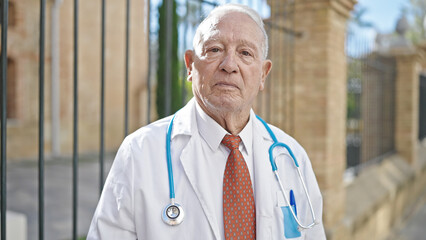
[
  {"left": 166, "top": 115, "right": 176, "bottom": 200},
  {"left": 255, "top": 115, "right": 318, "bottom": 230},
  {"left": 164, "top": 114, "right": 318, "bottom": 230},
  {"left": 163, "top": 115, "right": 185, "bottom": 226}
]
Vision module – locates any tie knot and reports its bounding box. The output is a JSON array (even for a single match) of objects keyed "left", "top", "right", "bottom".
[{"left": 221, "top": 134, "right": 241, "bottom": 150}]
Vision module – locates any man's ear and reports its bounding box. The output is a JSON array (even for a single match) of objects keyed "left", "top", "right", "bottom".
[
  {"left": 259, "top": 59, "right": 272, "bottom": 91},
  {"left": 184, "top": 50, "right": 194, "bottom": 82}
]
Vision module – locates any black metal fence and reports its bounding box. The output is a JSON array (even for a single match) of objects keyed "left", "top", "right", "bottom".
[
  {"left": 346, "top": 37, "right": 396, "bottom": 174},
  {"left": 1, "top": 1, "right": 8, "bottom": 239},
  {"left": 420, "top": 74, "right": 426, "bottom": 141},
  {"left": 1, "top": 0, "right": 295, "bottom": 239}
]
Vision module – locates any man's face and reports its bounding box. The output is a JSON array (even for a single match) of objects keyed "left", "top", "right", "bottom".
[{"left": 185, "top": 12, "right": 272, "bottom": 116}]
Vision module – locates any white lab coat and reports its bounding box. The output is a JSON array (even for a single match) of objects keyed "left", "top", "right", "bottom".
[{"left": 87, "top": 98, "right": 326, "bottom": 240}]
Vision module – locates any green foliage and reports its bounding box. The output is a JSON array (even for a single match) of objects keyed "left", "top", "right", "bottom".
[
  {"left": 406, "top": 0, "right": 426, "bottom": 43},
  {"left": 156, "top": 0, "right": 182, "bottom": 118},
  {"left": 184, "top": 79, "right": 193, "bottom": 100},
  {"left": 347, "top": 4, "right": 375, "bottom": 36},
  {"left": 347, "top": 93, "right": 357, "bottom": 118},
  {"left": 346, "top": 58, "right": 363, "bottom": 119}
]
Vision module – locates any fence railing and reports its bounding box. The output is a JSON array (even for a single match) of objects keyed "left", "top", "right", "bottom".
[
  {"left": 346, "top": 37, "right": 396, "bottom": 174},
  {"left": 0, "top": 0, "right": 135, "bottom": 238},
  {"left": 1, "top": 0, "right": 295, "bottom": 239}
]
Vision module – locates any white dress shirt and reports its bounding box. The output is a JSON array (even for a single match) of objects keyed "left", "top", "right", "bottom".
[{"left": 194, "top": 102, "right": 255, "bottom": 239}]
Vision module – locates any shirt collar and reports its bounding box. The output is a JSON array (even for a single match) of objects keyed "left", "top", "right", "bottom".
[
  {"left": 239, "top": 115, "right": 253, "bottom": 156},
  {"left": 195, "top": 101, "right": 253, "bottom": 155}
]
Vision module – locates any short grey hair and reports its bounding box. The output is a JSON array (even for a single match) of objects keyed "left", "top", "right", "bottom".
[{"left": 193, "top": 3, "right": 269, "bottom": 59}]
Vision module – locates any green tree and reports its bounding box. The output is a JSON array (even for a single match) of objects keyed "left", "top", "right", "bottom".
[
  {"left": 156, "top": 0, "right": 181, "bottom": 118},
  {"left": 347, "top": 4, "right": 375, "bottom": 37},
  {"left": 406, "top": 0, "right": 426, "bottom": 43}
]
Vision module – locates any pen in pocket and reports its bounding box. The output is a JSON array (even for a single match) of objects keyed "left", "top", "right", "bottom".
[{"left": 290, "top": 189, "right": 297, "bottom": 216}]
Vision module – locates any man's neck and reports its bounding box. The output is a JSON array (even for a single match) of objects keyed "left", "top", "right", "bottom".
[{"left": 196, "top": 99, "right": 251, "bottom": 136}]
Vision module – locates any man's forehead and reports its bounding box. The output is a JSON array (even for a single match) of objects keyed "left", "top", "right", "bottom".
[{"left": 198, "top": 12, "right": 260, "bottom": 43}]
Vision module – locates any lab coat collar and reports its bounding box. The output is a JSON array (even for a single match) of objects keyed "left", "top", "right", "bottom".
[
  {"left": 252, "top": 111, "right": 272, "bottom": 140},
  {"left": 171, "top": 98, "right": 198, "bottom": 139}
]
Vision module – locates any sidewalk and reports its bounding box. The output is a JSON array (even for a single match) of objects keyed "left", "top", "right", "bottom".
[
  {"left": 386, "top": 141, "right": 426, "bottom": 240},
  {"left": 7, "top": 154, "right": 114, "bottom": 240},
  {"left": 386, "top": 191, "right": 426, "bottom": 240}
]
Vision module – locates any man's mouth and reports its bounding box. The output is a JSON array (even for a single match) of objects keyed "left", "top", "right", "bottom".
[{"left": 215, "top": 82, "right": 238, "bottom": 89}]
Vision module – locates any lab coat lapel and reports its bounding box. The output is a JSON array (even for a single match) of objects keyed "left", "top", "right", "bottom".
[
  {"left": 253, "top": 114, "right": 274, "bottom": 239},
  {"left": 175, "top": 100, "right": 221, "bottom": 240},
  {"left": 180, "top": 137, "right": 221, "bottom": 240}
]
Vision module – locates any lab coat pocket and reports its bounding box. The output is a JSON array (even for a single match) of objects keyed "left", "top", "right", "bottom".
[{"left": 276, "top": 191, "right": 302, "bottom": 239}]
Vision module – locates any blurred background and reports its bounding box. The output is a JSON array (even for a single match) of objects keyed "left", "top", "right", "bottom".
[{"left": 1, "top": 0, "right": 425, "bottom": 239}]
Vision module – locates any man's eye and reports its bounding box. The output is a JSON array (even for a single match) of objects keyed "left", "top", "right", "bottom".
[
  {"left": 242, "top": 51, "right": 252, "bottom": 56},
  {"left": 210, "top": 48, "right": 220, "bottom": 53}
]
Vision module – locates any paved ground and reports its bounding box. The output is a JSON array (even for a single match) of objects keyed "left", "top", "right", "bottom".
[
  {"left": 386, "top": 190, "right": 426, "bottom": 240},
  {"left": 6, "top": 152, "right": 426, "bottom": 240},
  {"left": 7, "top": 154, "right": 114, "bottom": 240}
]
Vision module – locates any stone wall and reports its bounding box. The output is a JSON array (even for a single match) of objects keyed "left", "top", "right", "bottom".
[
  {"left": 394, "top": 51, "right": 421, "bottom": 164},
  {"left": 290, "top": 0, "right": 356, "bottom": 234},
  {"left": 342, "top": 146, "right": 426, "bottom": 240}
]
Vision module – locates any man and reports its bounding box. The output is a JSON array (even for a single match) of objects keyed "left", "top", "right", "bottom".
[{"left": 88, "top": 3, "right": 326, "bottom": 240}]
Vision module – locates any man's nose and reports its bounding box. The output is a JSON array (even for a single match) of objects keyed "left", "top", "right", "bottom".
[{"left": 219, "top": 52, "right": 238, "bottom": 73}]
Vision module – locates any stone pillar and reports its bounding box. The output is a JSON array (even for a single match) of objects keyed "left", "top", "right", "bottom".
[
  {"left": 289, "top": 0, "right": 355, "bottom": 238},
  {"left": 393, "top": 50, "right": 421, "bottom": 164}
]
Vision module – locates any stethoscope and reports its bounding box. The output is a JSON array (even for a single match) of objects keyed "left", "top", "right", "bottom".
[{"left": 162, "top": 114, "right": 319, "bottom": 231}]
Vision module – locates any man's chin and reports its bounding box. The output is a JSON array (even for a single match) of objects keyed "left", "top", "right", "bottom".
[{"left": 205, "top": 98, "right": 244, "bottom": 114}]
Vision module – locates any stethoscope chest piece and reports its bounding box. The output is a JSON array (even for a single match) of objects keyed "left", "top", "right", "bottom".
[{"left": 162, "top": 203, "right": 185, "bottom": 226}]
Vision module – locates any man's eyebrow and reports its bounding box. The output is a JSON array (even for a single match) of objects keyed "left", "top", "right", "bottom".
[
  {"left": 239, "top": 39, "right": 256, "bottom": 46},
  {"left": 238, "top": 39, "right": 259, "bottom": 52},
  {"left": 202, "top": 38, "right": 220, "bottom": 46}
]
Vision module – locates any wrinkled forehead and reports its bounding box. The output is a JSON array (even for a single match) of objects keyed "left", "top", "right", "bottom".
[
  {"left": 193, "top": 11, "right": 262, "bottom": 52},
  {"left": 197, "top": 15, "right": 221, "bottom": 44}
]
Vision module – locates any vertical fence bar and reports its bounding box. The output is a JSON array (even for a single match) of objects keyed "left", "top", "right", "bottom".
[
  {"left": 164, "top": 0, "right": 172, "bottom": 116},
  {"left": 197, "top": 0, "right": 202, "bottom": 21},
  {"left": 72, "top": 0, "right": 79, "bottom": 239},
  {"left": 0, "top": 0, "right": 8, "bottom": 239},
  {"left": 181, "top": 0, "right": 189, "bottom": 104},
  {"left": 51, "top": 1, "right": 61, "bottom": 157},
  {"left": 420, "top": 76, "right": 426, "bottom": 140},
  {"left": 124, "top": 0, "right": 130, "bottom": 136},
  {"left": 290, "top": 0, "right": 295, "bottom": 133},
  {"left": 39, "top": 0, "right": 46, "bottom": 239},
  {"left": 147, "top": 0, "right": 152, "bottom": 123},
  {"left": 100, "top": 0, "right": 106, "bottom": 193},
  {"left": 278, "top": 0, "right": 284, "bottom": 127}
]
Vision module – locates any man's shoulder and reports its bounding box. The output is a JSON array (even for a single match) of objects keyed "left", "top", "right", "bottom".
[
  {"left": 268, "top": 124, "right": 296, "bottom": 144},
  {"left": 124, "top": 115, "right": 173, "bottom": 147},
  {"left": 254, "top": 118, "right": 309, "bottom": 160},
  {"left": 123, "top": 99, "right": 196, "bottom": 149}
]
